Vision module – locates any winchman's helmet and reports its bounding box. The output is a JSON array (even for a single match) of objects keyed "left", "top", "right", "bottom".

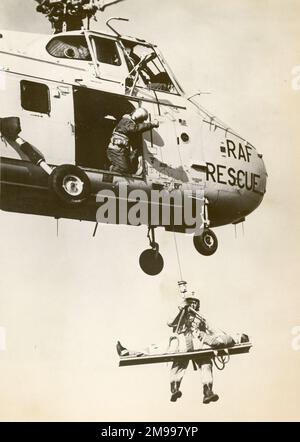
[
  {"left": 184, "top": 293, "right": 200, "bottom": 311},
  {"left": 132, "top": 108, "right": 149, "bottom": 122}
]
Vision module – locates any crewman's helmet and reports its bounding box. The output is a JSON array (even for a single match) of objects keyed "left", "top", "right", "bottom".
[
  {"left": 132, "top": 108, "right": 149, "bottom": 122},
  {"left": 184, "top": 293, "right": 200, "bottom": 311}
]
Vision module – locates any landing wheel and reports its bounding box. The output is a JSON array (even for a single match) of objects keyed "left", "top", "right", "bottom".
[
  {"left": 139, "top": 227, "right": 164, "bottom": 275},
  {"left": 139, "top": 249, "right": 164, "bottom": 276},
  {"left": 193, "top": 229, "right": 218, "bottom": 256},
  {"left": 49, "top": 164, "right": 90, "bottom": 206}
]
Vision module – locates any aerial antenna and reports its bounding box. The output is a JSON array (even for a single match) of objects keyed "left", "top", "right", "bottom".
[
  {"left": 34, "top": 0, "right": 128, "bottom": 34},
  {"left": 187, "top": 91, "right": 212, "bottom": 100},
  {"left": 106, "top": 17, "right": 129, "bottom": 36}
]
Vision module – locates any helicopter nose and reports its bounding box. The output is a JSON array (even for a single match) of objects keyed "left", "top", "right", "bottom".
[
  {"left": 250, "top": 152, "right": 267, "bottom": 206},
  {"left": 205, "top": 147, "right": 267, "bottom": 228},
  {"left": 237, "top": 150, "right": 268, "bottom": 219},
  {"left": 239, "top": 153, "right": 268, "bottom": 224}
]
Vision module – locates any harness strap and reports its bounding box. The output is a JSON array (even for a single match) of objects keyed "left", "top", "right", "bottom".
[{"left": 113, "top": 131, "right": 130, "bottom": 141}]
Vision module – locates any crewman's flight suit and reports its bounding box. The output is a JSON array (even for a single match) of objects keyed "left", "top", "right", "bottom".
[
  {"left": 107, "top": 114, "right": 157, "bottom": 174},
  {"left": 167, "top": 308, "right": 217, "bottom": 403}
]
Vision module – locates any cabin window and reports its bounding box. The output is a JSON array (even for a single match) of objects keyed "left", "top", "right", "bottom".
[
  {"left": 46, "top": 36, "right": 92, "bottom": 61},
  {"left": 90, "top": 37, "right": 121, "bottom": 66},
  {"left": 20, "top": 80, "right": 50, "bottom": 114}
]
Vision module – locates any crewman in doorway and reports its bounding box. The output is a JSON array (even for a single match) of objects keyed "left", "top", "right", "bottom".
[{"left": 107, "top": 108, "right": 159, "bottom": 175}]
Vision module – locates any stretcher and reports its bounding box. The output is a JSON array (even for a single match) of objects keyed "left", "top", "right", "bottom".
[{"left": 119, "top": 343, "right": 252, "bottom": 367}]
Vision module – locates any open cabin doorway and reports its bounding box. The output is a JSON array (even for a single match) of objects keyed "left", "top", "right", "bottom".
[{"left": 73, "top": 87, "right": 136, "bottom": 171}]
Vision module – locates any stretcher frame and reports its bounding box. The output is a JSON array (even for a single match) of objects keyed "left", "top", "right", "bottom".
[{"left": 119, "top": 343, "right": 252, "bottom": 367}]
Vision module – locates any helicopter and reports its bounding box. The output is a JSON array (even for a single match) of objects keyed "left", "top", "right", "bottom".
[{"left": 0, "top": 0, "right": 267, "bottom": 275}]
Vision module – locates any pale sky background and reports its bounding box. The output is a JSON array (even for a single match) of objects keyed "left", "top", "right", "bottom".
[{"left": 0, "top": 0, "right": 300, "bottom": 422}]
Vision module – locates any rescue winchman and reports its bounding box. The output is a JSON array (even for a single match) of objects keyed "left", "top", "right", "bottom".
[
  {"left": 106, "top": 108, "right": 159, "bottom": 175},
  {"left": 117, "top": 292, "right": 249, "bottom": 404},
  {"left": 167, "top": 295, "right": 219, "bottom": 404}
]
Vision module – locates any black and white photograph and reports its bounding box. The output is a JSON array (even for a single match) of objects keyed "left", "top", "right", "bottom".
[{"left": 0, "top": 0, "right": 299, "bottom": 422}]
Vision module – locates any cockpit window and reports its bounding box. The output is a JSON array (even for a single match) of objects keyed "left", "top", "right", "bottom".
[
  {"left": 46, "top": 36, "right": 91, "bottom": 61},
  {"left": 123, "top": 42, "right": 178, "bottom": 94},
  {"left": 90, "top": 37, "right": 121, "bottom": 66}
]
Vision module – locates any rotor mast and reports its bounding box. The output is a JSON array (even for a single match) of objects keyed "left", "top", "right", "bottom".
[{"left": 35, "top": 0, "right": 126, "bottom": 34}]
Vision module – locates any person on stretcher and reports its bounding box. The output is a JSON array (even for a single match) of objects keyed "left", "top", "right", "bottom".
[{"left": 117, "top": 294, "right": 249, "bottom": 404}]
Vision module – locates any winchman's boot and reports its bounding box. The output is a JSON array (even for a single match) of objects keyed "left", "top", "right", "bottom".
[
  {"left": 170, "top": 381, "right": 183, "bottom": 402},
  {"left": 203, "top": 383, "right": 219, "bottom": 404}
]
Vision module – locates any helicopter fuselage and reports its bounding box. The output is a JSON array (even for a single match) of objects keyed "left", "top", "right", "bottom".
[{"left": 0, "top": 29, "right": 267, "bottom": 232}]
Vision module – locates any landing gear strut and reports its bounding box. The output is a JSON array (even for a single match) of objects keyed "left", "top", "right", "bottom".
[
  {"left": 139, "top": 227, "right": 164, "bottom": 276},
  {"left": 193, "top": 199, "right": 218, "bottom": 256}
]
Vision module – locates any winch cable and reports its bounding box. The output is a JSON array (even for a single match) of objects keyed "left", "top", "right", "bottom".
[
  {"left": 165, "top": 233, "right": 185, "bottom": 366},
  {"left": 171, "top": 235, "right": 232, "bottom": 373},
  {"left": 93, "top": 222, "right": 99, "bottom": 238},
  {"left": 55, "top": 218, "right": 59, "bottom": 238},
  {"left": 173, "top": 231, "right": 184, "bottom": 282},
  {"left": 172, "top": 234, "right": 232, "bottom": 372}
]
